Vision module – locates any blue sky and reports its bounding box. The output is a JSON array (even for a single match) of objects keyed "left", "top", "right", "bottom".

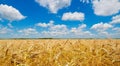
[{"left": 0, "top": 0, "right": 120, "bottom": 38}]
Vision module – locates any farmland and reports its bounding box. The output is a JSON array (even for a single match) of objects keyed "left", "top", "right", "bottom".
[{"left": 0, "top": 39, "right": 120, "bottom": 66}]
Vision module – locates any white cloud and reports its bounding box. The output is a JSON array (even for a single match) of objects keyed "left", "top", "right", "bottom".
[
  {"left": 70, "top": 24, "right": 93, "bottom": 37},
  {"left": 112, "top": 27, "right": 120, "bottom": 32},
  {"left": 40, "top": 21, "right": 68, "bottom": 36},
  {"left": 71, "top": 24, "right": 86, "bottom": 33},
  {"left": 92, "top": 0, "right": 120, "bottom": 16},
  {"left": 110, "top": 27, "right": 120, "bottom": 38},
  {"left": 42, "top": 30, "right": 68, "bottom": 37},
  {"left": 0, "top": 25, "right": 12, "bottom": 34},
  {"left": 80, "top": 0, "right": 91, "bottom": 3},
  {"left": 110, "top": 14, "right": 120, "bottom": 24},
  {"left": 36, "top": 23, "right": 50, "bottom": 27},
  {"left": 49, "top": 24, "right": 67, "bottom": 31},
  {"left": 36, "top": 21, "right": 94, "bottom": 38},
  {"left": 35, "top": 0, "right": 71, "bottom": 13},
  {"left": 91, "top": 22, "right": 113, "bottom": 31},
  {"left": 78, "top": 24, "right": 86, "bottom": 29},
  {"left": 18, "top": 28, "right": 38, "bottom": 36},
  {"left": 98, "top": 31, "right": 110, "bottom": 38},
  {"left": 62, "top": 12, "right": 85, "bottom": 21},
  {"left": 50, "top": 24, "right": 68, "bottom": 36},
  {"left": 36, "top": 20, "right": 54, "bottom": 27},
  {"left": 90, "top": 22, "right": 115, "bottom": 38},
  {"left": 0, "top": 4, "right": 26, "bottom": 21}
]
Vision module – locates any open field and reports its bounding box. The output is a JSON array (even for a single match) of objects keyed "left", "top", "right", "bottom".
[{"left": 0, "top": 39, "right": 120, "bottom": 66}]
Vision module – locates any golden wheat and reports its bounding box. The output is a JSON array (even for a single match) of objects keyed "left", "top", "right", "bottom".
[{"left": 0, "top": 39, "right": 120, "bottom": 66}]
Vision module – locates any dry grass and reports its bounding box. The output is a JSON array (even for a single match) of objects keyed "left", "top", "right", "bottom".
[{"left": 0, "top": 39, "right": 120, "bottom": 66}]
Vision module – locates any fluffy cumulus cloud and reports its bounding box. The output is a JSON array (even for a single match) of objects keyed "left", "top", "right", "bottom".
[
  {"left": 48, "top": 24, "right": 68, "bottom": 36},
  {"left": 0, "top": 25, "right": 12, "bottom": 34},
  {"left": 35, "top": 0, "right": 71, "bottom": 13},
  {"left": 36, "top": 21, "right": 93, "bottom": 38},
  {"left": 36, "top": 20, "right": 54, "bottom": 27},
  {"left": 18, "top": 28, "right": 38, "bottom": 36},
  {"left": 91, "top": 22, "right": 115, "bottom": 38},
  {"left": 71, "top": 24, "right": 93, "bottom": 37},
  {"left": 0, "top": 4, "right": 26, "bottom": 21},
  {"left": 110, "top": 14, "right": 120, "bottom": 24},
  {"left": 36, "top": 21, "right": 68, "bottom": 36},
  {"left": 62, "top": 12, "right": 85, "bottom": 21},
  {"left": 89, "top": 13, "right": 120, "bottom": 38},
  {"left": 111, "top": 27, "right": 120, "bottom": 38},
  {"left": 42, "top": 26, "right": 68, "bottom": 36},
  {"left": 71, "top": 24, "right": 87, "bottom": 33},
  {"left": 112, "top": 27, "right": 120, "bottom": 32},
  {"left": 91, "top": 22, "right": 113, "bottom": 31},
  {"left": 92, "top": 0, "right": 120, "bottom": 16},
  {"left": 80, "top": 0, "right": 92, "bottom": 3}
]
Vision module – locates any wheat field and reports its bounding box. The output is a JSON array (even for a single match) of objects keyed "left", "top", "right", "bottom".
[{"left": 0, "top": 39, "right": 120, "bottom": 66}]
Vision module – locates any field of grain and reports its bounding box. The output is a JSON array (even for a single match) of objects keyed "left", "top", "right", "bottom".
[{"left": 0, "top": 39, "right": 120, "bottom": 66}]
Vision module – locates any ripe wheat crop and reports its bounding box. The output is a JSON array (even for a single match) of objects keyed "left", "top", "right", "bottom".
[{"left": 0, "top": 39, "right": 120, "bottom": 66}]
